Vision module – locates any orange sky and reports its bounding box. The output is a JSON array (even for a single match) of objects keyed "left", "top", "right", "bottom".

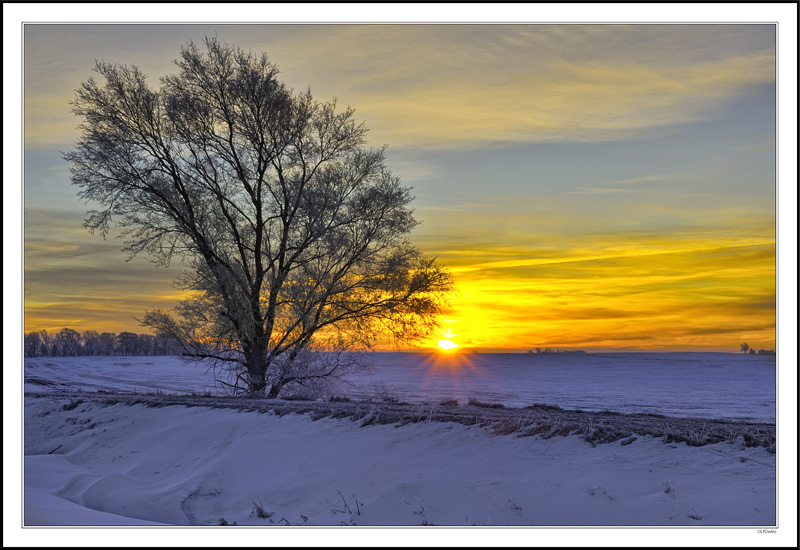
[{"left": 20, "top": 21, "right": 784, "bottom": 353}]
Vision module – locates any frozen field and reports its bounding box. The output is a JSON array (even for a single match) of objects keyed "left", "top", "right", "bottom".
[
  {"left": 357, "top": 351, "right": 776, "bottom": 422},
  {"left": 18, "top": 351, "right": 786, "bottom": 543},
  {"left": 25, "top": 351, "right": 776, "bottom": 421}
]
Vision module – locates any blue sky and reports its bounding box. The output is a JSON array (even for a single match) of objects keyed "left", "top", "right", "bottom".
[{"left": 8, "top": 6, "right": 796, "bottom": 352}]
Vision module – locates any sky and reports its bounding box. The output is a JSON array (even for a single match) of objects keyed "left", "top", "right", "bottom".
[{"left": 12, "top": 7, "right": 796, "bottom": 353}]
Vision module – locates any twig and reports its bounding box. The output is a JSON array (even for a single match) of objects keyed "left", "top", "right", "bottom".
[{"left": 336, "top": 489, "right": 352, "bottom": 514}]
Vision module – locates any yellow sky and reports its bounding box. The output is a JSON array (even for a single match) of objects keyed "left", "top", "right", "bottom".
[
  {"left": 425, "top": 239, "right": 775, "bottom": 352},
  {"left": 19, "top": 22, "right": 782, "bottom": 352}
]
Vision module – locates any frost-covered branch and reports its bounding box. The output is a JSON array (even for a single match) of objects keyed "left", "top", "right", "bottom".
[{"left": 66, "top": 37, "right": 453, "bottom": 398}]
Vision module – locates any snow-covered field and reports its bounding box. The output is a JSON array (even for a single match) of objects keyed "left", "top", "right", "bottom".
[
  {"left": 15, "top": 353, "right": 795, "bottom": 547},
  {"left": 24, "top": 351, "right": 776, "bottom": 421},
  {"left": 353, "top": 351, "right": 777, "bottom": 422}
]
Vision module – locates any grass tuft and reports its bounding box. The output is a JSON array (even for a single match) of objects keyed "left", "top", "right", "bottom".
[
  {"left": 252, "top": 496, "right": 273, "bottom": 519},
  {"left": 62, "top": 399, "right": 83, "bottom": 411},
  {"left": 468, "top": 397, "right": 505, "bottom": 409}
]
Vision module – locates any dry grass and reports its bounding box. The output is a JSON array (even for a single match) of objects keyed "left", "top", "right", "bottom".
[
  {"left": 61, "top": 399, "right": 83, "bottom": 411},
  {"left": 30, "top": 391, "right": 776, "bottom": 451},
  {"left": 467, "top": 397, "right": 505, "bottom": 409}
]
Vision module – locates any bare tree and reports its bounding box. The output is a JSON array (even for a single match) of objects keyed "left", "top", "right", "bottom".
[
  {"left": 117, "top": 332, "right": 140, "bottom": 356},
  {"left": 40, "top": 330, "right": 55, "bottom": 356},
  {"left": 81, "top": 330, "right": 101, "bottom": 355},
  {"left": 55, "top": 328, "right": 81, "bottom": 356},
  {"left": 65, "top": 38, "right": 452, "bottom": 397},
  {"left": 24, "top": 331, "right": 42, "bottom": 357},
  {"left": 740, "top": 342, "right": 750, "bottom": 355},
  {"left": 98, "top": 332, "right": 117, "bottom": 355}
]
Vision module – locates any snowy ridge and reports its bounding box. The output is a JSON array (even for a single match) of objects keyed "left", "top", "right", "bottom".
[
  {"left": 25, "top": 390, "right": 776, "bottom": 450},
  {"left": 24, "top": 395, "right": 776, "bottom": 527},
  {"left": 22, "top": 354, "right": 777, "bottom": 528}
]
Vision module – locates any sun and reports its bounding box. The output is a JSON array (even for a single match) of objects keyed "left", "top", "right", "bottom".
[{"left": 436, "top": 340, "right": 460, "bottom": 351}]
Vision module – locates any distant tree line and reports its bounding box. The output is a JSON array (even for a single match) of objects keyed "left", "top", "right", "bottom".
[
  {"left": 526, "top": 348, "right": 586, "bottom": 354},
  {"left": 24, "top": 328, "right": 183, "bottom": 357},
  {"left": 739, "top": 343, "right": 775, "bottom": 355}
]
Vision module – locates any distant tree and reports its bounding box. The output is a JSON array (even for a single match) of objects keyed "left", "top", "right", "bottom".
[
  {"left": 138, "top": 333, "right": 160, "bottom": 356},
  {"left": 748, "top": 348, "right": 756, "bottom": 355},
  {"left": 150, "top": 335, "right": 165, "bottom": 355},
  {"left": 81, "top": 330, "right": 101, "bottom": 355},
  {"left": 38, "top": 330, "right": 53, "bottom": 356},
  {"left": 117, "top": 332, "right": 140, "bottom": 356},
  {"left": 98, "top": 332, "right": 117, "bottom": 355},
  {"left": 65, "top": 37, "right": 452, "bottom": 397},
  {"left": 55, "top": 328, "right": 82, "bottom": 356},
  {"left": 24, "top": 328, "right": 184, "bottom": 357},
  {"left": 740, "top": 343, "right": 750, "bottom": 354},
  {"left": 24, "top": 331, "right": 42, "bottom": 357}
]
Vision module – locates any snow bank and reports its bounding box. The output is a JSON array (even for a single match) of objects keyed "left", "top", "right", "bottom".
[
  {"left": 24, "top": 397, "right": 775, "bottom": 530},
  {"left": 15, "top": 352, "right": 791, "bottom": 547}
]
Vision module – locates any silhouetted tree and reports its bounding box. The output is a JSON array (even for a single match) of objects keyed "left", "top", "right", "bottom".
[
  {"left": 81, "top": 330, "right": 101, "bottom": 355},
  {"left": 55, "top": 328, "right": 82, "bottom": 356},
  {"left": 38, "top": 330, "right": 53, "bottom": 356},
  {"left": 98, "top": 332, "right": 117, "bottom": 355},
  {"left": 740, "top": 342, "right": 750, "bottom": 354},
  {"left": 24, "top": 331, "right": 42, "bottom": 357},
  {"left": 117, "top": 332, "right": 140, "bottom": 356},
  {"left": 25, "top": 328, "right": 184, "bottom": 357},
  {"left": 65, "top": 38, "right": 452, "bottom": 397}
]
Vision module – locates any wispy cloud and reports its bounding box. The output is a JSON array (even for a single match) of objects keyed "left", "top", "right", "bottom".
[
  {"left": 22, "top": 24, "right": 777, "bottom": 351},
  {"left": 567, "top": 172, "right": 705, "bottom": 194},
  {"left": 362, "top": 51, "right": 774, "bottom": 149},
  {"left": 23, "top": 24, "right": 775, "bottom": 150},
  {"left": 566, "top": 187, "right": 637, "bottom": 195},
  {"left": 612, "top": 174, "right": 689, "bottom": 186}
]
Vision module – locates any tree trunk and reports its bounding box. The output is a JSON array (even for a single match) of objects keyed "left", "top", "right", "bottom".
[
  {"left": 245, "top": 344, "right": 267, "bottom": 397},
  {"left": 248, "top": 369, "right": 267, "bottom": 397}
]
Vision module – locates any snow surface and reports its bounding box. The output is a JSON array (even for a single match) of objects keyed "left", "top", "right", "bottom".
[
  {"left": 24, "top": 351, "right": 776, "bottom": 421},
  {"left": 352, "top": 352, "right": 776, "bottom": 422},
  {"left": 16, "top": 354, "right": 788, "bottom": 546},
  {"left": 24, "top": 396, "right": 776, "bottom": 527}
]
